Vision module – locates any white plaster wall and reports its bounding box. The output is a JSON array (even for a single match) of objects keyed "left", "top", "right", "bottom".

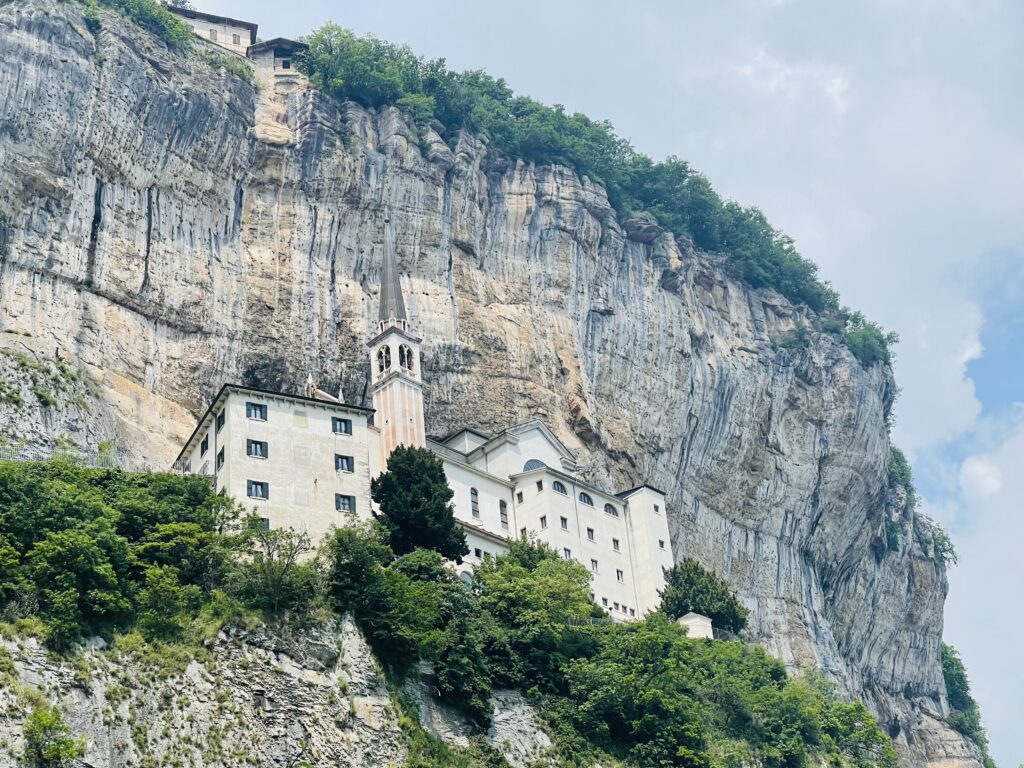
[
  {"left": 443, "top": 458, "right": 515, "bottom": 542},
  {"left": 622, "top": 488, "right": 674, "bottom": 615},
  {"left": 212, "top": 392, "right": 374, "bottom": 542},
  {"left": 182, "top": 19, "right": 251, "bottom": 54}
]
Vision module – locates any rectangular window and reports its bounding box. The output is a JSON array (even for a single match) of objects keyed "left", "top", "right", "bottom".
[
  {"left": 536, "top": 480, "right": 543, "bottom": 492},
  {"left": 590, "top": 559, "right": 599, "bottom": 573},
  {"left": 659, "top": 539, "right": 666, "bottom": 550},
  {"left": 520, "top": 527, "right": 527, "bottom": 539},
  {"left": 200, "top": 435, "right": 209, "bottom": 456},
  {"left": 474, "top": 547, "right": 483, "bottom": 558},
  {"left": 335, "top": 494, "right": 356, "bottom": 512},
  {"left": 563, "top": 548, "right": 571, "bottom": 560},
  {"left": 335, "top": 454, "right": 354, "bottom": 473},
  {"left": 614, "top": 602, "right": 620, "bottom": 611},
  {"left": 282, "top": 59, "right": 291, "bottom": 69},
  {"left": 560, "top": 516, "right": 568, "bottom": 530},
  {"left": 612, "top": 538, "right": 620, "bottom": 552},
  {"left": 209, "top": 28, "right": 217, "bottom": 41},
  {"left": 499, "top": 504, "right": 509, "bottom": 529},
  {"left": 232, "top": 33, "right": 241, "bottom": 44},
  {"left": 616, "top": 569, "right": 625, "bottom": 583},
  {"left": 630, "top": 608, "right": 636, "bottom": 617},
  {"left": 216, "top": 447, "right": 225, "bottom": 470},
  {"left": 247, "top": 480, "right": 268, "bottom": 500},
  {"left": 586, "top": 527, "right": 595, "bottom": 541},
  {"left": 516, "top": 491, "right": 524, "bottom": 503},
  {"left": 470, "top": 488, "right": 480, "bottom": 517},
  {"left": 216, "top": 411, "right": 225, "bottom": 432},
  {"left": 247, "top": 439, "right": 268, "bottom": 459},
  {"left": 602, "top": 597, "right": 608, "bottom": 607},
  {"left": 654, "top": 504, "right": 660, "bottom": 514},
  {"left": 259, "top": 517, "right": 270, "bottom": 530},
  {"left": 332, "top": 417, "right": 353, "bottom": 435},
  {"left": 539, "top": 515, "right": 547, "bottom": 529},
  {"left": 246, "top": 401, "right": 267, "bottom": 421}
]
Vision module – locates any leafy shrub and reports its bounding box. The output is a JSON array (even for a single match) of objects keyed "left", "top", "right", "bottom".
[
  {"left": 942, "top": 644, "right": 995, "bottom": 767},
  {"left": 82, "top": 0, "right": 195, "bottom": 50},
  {"left": 888, "top": 447, "right": 918, "bottom": 511},
  {"left": 844, "top": 312, "right": 899, "bottom": 367},
  {"left": 659, "top": 557, "right": 749, "bottom": 634},
  {"left": 22, "top": 705, "right": 83, "bottom": 768}
]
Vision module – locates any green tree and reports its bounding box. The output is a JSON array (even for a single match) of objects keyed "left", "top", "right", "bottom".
[
  {"left": 371, "top": 446, "right": 467, "bottom": 562},
  {"left": 26, "top": 522, "right": 133, "bottom": 648},
  {"left": 942, "top": 643, "right": 995, "bottom": 767},
  {"left": 229, "top": 514, "right": 315, "bottom": 616},
  {"left": 659, "top": 558, "right": 749, "bottom": 634},
  {"left": 135, "top": 564, "right": 202, "bottom": 640},
  {"left": 22, "top": 705, "right": 83, "bottom": 768},
  {"left": 475, "top": 538, "right": 595, "bottom": 691}
]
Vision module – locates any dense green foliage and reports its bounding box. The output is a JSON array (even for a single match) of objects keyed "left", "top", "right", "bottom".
[
  {"left": 22, "top": 705, "right": 84, "bottom": 768},
  {"left": 563, "top": 615, "right": 896, "bottom": 768},
  {"left": 659, "top": 558, "right": 749, "bottom": 634},
  {"left": 67, "top": 0, "right": 195, "bottom": 49},
  {"left": 371, "top": 446, "right": 468, "bottom": 562},
  {"left": 942, "top": 644, "right": 996, "bottom": 768},
  {"left": 888, "top": 447, "right": 918, "bottom": 512},
  {"left": 0, "top": 462, "right": 898, "bottom": 767},
  {"left": 0, "top": 461, "right": 318, "bottom": 649},
  {"left": 327, "top": 530, "right": 895, "bottom": 767}
]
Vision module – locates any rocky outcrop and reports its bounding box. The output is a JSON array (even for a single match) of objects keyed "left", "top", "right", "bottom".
[{"left": 0, "top": 1, "right": 979, "bottom": 764}]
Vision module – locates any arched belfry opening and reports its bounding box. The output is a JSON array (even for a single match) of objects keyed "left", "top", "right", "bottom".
[{"left": 399, "top": 344, "right": 415, "bottom": 372}]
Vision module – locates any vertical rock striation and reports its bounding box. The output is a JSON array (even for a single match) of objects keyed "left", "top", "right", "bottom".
[{"left": 0, "top": 1, "right": 979, "bottom": 764}]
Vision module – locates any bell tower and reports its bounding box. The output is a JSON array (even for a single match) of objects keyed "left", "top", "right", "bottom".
[{"left": 369, "top": 217, "right": 426, "bottom": 465}]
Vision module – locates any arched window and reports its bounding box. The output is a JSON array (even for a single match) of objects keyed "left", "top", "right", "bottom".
[
  {"left": 399, "top": 344, "right": 415, "bottom": 372},
  {"left": 578, "top": 492, "right": 593, "bottom": 506},
  {"left": 499, "top": 500, "right": 508, "bottom": 529},
  {"left": 604, "top": 503, "right": 619, "bottom": 517},
  {"left": 377, "top": 346, "right": 392, "bottom": 373},
  {"left": 458, "top": 571, "right": 473, "bottom": 588},
  {"left": 552, "top": 480, "right": 568, "bottom": 495},
  {"left": 470, "top": 487, "right": 480, "bottom": 517},
  {"left": 523, "top": 459, "right": 546, "bottom": 472}
]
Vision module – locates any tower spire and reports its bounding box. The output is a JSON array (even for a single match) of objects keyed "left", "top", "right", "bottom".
[{"left": 379, "top": 215, "right": 407, "bottom": 326}]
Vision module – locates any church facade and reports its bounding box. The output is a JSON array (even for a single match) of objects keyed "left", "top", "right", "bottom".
[{"left": 174, "top": 223, "right": 674, "bottom": 620}]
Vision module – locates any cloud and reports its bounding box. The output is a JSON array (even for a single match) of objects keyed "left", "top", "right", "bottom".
[
  {"left": 958, "top": 456, "right": 1003, "bottom": 497},
  {"left": 944, "top": 419, "right": 1024, "bottom": 768}
]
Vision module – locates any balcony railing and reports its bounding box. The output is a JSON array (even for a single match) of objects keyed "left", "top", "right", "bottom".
[{"left": 0, "top": 443, "right": 179, "bottom": 474}]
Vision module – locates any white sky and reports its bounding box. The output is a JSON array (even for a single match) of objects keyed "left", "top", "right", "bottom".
[{"left": 202, "top": 1, "right": 1024, "bottom": 762}]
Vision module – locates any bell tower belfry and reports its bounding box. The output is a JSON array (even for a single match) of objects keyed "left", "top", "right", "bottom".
[{"left": 369, "top": 217, "right": 426, "bottom": 466}]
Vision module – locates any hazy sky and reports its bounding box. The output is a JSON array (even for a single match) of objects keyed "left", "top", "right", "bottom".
[{"left": 203, "top": 1, "right": 1023, "bottom": 761}]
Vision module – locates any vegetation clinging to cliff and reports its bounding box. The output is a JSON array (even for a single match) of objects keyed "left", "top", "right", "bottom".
[{"left": 942, "top": 643, "right": 996, "bottom": 768}]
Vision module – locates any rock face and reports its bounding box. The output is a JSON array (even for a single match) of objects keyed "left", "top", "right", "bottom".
[
  {"left": 0, "top": 619, "right": 407, "bottom": 768},
  {"left": 0, "top": 1, "right": 980, "bottom": 765}
]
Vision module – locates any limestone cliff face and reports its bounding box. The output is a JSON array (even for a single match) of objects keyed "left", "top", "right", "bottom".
[{"left": 0, "top": 1, "right": 979, "bottom": 765}]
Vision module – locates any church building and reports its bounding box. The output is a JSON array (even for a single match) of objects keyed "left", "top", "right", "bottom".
[{"left": 174, "top": 223, "right": 674, "bottom": 620}]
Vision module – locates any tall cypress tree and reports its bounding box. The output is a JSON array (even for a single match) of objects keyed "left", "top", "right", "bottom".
[{"left": 371, "top": 446, "right": 468, "bottom": 562}]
